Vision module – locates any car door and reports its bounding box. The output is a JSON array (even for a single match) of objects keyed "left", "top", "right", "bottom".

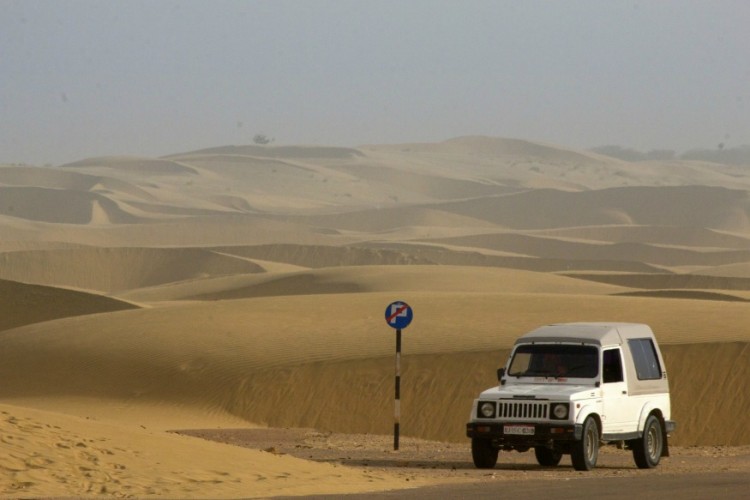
[{"left": 600, "top": 348, "right": 632, "bottom": 434}]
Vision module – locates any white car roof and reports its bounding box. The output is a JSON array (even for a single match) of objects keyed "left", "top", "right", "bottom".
[{"left": 514, "top": 322, "right": 654, "bottom": 347}]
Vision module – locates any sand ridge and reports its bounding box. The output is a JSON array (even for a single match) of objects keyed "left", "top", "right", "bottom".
[{"left": 0, "top": 278, "right": 137, "bottom": 331}]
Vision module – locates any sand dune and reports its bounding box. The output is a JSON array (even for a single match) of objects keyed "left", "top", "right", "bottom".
[
  {"left": 362, "top": 136, "right": 750, "bottom": 191},
  {"left": 423, "top": 232, "right": 750, "bottom": 267},
  {"left": 325, "top": 162, "right": 510, "bottom": 200},
  {"left": 613, "top": 290, "right": 749, "bottom": 302},
  {"left": 206, "top": 242, "right": 666, "bottom": 274},
  {"left": 169, "top": 144, "right": 365, "bottom": 160},
  {"left": 564, "top": 272, "right": 750, "bottom": 292},
  {"left": 161, "top": 152, "right": 489, "bottom": 213},
  {"left": 276, "top": 205, "right": 502, "bottom": 233},
  {"left": 6, "top": 144, "right": 748, "bottom": 230},
  {"left": 275, "top": 184, "right": 750, "bottom": 242},
  {"left": 363, "top": 136, "right": 618, "bottom": 167},
  {"left": 0, "top": 165, "right": 104, "bottom": 190},
  {"left": 0, "top": 214, "right": 359, "bottom": 249},
  {"left": 436, "top": 185, "right": 750, "bottom": 232},
  {"left": 0, "top": 165, "right": 153, "bottom": 208},
  {"left": 359, "top": 241, "right": 666, "bottom": 273},
  {"left": 0, "top": 278, "right": 137, "bottom": 331},
  {"left": 688, "top": 261, "right": 750, "bottom": 278},
  {"left": 60, "top": 156, "right": 199, "bottom": 175},
  {"left": 2, "top": 137, "right": 750, "bottom": 497},
  {"left": 0, "top": 403, "right": 417, "bottom": 499},
  {"left": 0, "top": 186, "right": 141, "bottom": 224},
  {"left": 214, "top": 244, "right": 437, "bottom": 268},
  {"left": 0, "top": 247, "right": 264, "bottom": 293},
  {"left": 119, "top": 265, "right": 628, "bottom": 303},
  {"left": 536, "top": 225, "right": 750, "bottom": 249}
]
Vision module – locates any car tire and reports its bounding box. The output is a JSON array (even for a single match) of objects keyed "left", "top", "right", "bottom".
[
  {"left": 471, "top": 438, "right": 498, "bottom": 469},
  {"left": 534, "top": 446, "right": 563, "bottom": 466},
  {"left": 571, "top": 416, "right": 599, "bottom": 471},
  {"left": 632, "top": 414, "right": 663, "bottom": 469}
]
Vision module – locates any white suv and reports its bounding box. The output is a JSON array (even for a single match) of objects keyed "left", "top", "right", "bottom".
[{"left": 466, "top": 322, "right": 676, "bottom": 471}]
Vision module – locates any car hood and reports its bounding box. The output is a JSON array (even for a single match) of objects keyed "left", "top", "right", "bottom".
[{"left": 479, "top": 383, "right": 599, "bottom": 401}]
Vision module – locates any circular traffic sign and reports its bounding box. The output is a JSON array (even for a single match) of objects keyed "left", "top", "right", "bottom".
[{"left": 385, "top": 301, "right": 413, "bottom": 330}]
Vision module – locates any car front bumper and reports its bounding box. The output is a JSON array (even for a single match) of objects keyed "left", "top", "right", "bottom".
[{"left": 467, "top": 421, "right": 583, "bottom": 444}]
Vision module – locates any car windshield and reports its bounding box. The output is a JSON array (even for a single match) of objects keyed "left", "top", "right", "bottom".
[{"left": 508, "top": 344, "right": 599, "bottom": 378}]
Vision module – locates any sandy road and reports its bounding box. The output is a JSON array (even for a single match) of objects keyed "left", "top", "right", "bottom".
[
  {"left": 293, "top": 472, "right": 750, "bottom": 499},
  {"left": 178, "top": 428, "right": 750, "bottom": 498}
]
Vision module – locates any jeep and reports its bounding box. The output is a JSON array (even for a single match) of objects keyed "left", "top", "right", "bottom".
[{"left": 466, "top": 322, "right": 676, "bottom": 471}]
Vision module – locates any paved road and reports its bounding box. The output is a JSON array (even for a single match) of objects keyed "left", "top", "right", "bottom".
[{"left": 285, "top": 471, "right": 750, "bottom": 499}]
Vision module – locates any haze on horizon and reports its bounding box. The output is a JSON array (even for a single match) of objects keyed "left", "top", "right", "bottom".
[{"left": 1, "top": 0, "right": 748, "bottom": 166}]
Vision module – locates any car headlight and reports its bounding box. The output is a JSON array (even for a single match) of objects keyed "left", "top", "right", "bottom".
[
  {"left": 478, "top": 401, "right": 495, "bottom": 418},
  {"left": 551, "top": 403, "right": 569, "bottom": 420}
]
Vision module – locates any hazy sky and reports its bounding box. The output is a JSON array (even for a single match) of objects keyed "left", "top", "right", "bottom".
[{"left": 2, "top": 0, "right": 748, "bottom": 165}]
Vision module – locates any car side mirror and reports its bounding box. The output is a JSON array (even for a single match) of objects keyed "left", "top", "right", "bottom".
[{"left": 497, "top": 367, "right": 505, "bottom": 382}]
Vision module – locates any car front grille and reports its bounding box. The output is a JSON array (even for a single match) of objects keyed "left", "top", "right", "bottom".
[{"left": 497, "top": 401, "right": 549, "bottom": 420}]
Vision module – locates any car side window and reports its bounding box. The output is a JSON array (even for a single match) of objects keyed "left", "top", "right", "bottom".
[
  {"left": 628, "top": 338, "right": 662, "bottom": 380},
  {"left": 602, "top": 348, "right": 624, "bottom": 383}
]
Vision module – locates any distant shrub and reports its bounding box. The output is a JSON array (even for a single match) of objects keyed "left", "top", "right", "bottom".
[{"left": 253, "top": 134, "right": 273, "bottom": 145}]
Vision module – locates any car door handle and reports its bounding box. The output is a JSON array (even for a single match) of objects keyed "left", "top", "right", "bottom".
[{"left": 622, "top": 390, "right": 627, "bottom": 394}]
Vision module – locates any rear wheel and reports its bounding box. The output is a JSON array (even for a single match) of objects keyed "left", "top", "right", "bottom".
[
  {"left": 571, "top": 416, "right": 599, "bottom": 471},
  {"left": 471, "top": 438, "right": 498, "bottom": 469},
  {"left": 534, "top": 446, "right": 563, "bottom": 466},
  {"left": 632, "top": 414, "right": 663, "bottom": 469}
]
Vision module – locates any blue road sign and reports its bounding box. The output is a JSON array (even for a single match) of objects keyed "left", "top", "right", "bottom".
[{"left": 385, "top": 301, "right": 413, "bottom": 330}]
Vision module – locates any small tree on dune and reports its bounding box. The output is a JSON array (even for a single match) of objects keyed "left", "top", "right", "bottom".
[{"left": 253, "top": 134, "right": 273, "bottom": 145}]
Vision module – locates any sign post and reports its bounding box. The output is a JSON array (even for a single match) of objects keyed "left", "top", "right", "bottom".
[{"left": 384, "top": 301, "right": 413, "bottom": 451}]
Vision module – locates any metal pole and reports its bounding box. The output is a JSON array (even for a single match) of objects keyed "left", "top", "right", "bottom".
[{"left": 394, "top": 328, "right": 401, "bottom": 451}]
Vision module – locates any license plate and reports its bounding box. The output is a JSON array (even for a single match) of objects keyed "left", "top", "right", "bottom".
[{"left": 504, "top": 425, "right": 535, "bottom": 435}]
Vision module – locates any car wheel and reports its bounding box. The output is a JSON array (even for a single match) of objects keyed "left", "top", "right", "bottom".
[
  {"left": 471, "top": 438, "right": 498, "bottom": 468},
  {"left": 632, "top": 414, "right": 663, "bottom": 468},
  {"left": 571, "top": 416, "right": 599, "bottom": 471},
  {"left": 534, "top": 446, "right": 563, "bottom": 466}
]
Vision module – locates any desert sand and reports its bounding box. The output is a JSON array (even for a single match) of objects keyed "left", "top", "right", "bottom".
[{"left": 1, "top": 136, "right": 749, "bottom": 498}]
